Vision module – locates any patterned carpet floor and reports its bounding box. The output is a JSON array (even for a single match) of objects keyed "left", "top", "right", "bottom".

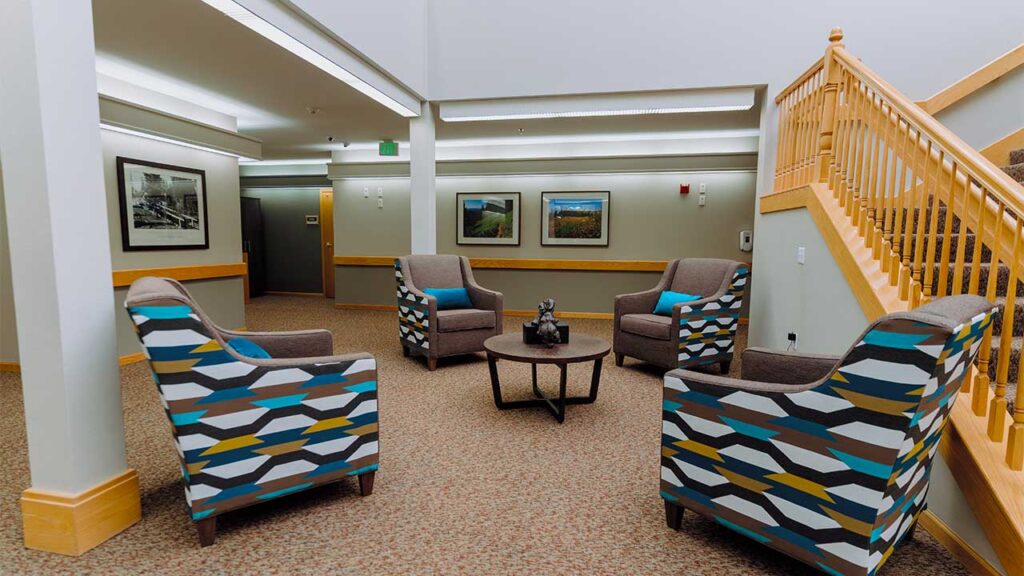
[{"left": 0, "top": 295, "right": 969, "bottom": 575}]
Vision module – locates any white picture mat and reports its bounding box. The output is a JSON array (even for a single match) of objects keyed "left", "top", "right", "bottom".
[{"left": 122, "top": 162, "right": 207, "bottom": 247}]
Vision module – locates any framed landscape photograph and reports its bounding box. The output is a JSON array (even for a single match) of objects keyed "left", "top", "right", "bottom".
[
  {"left": 541, "top": 191, "right": 610, "bottom": 246},
  {"left": 456, "top": 192, "right": 521, "bottom": 246},
  {"left": 116, "top": 157, "right": 209, "bottom": 251}
]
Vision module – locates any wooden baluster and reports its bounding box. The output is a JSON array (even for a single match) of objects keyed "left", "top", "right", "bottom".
[
  {"left": 968, "top": 185, "right": 987, "bottom": 294},
  {"left": 974, "top": 199, "right": 1003, "bottom": 417},
  {"left": 871, "top": 96, "right": 887, "bottom": 259},
  {"left": 833, "top": 71, "right": 851, "bottom": 202},
  {"left": 852, "top": 84, "right": 868, "bottom": 228},
  {"left": 878, "top": 102, "right": 895, "bottom": 265},
  {"left": 860, "top": 90, "right": 877, "bottom": 245},
  {"left": 990, "top": 215, "right": 1021, "bottom": 441},
  {"left": 864, "top": 90, "right": 883, "bottom": 251},
  {"left": 921, "top": 146, "right": 943, "bottom": 303},
  {"left": 795, "top": 81, "right": 809, "bottom": 187},
  {"left": 843, "top": 78, "right": 860, "bottom": 218},
  {"left": 889, "top": 117, "right": 908, "bottom": 287},
  {"left": 898, "top": 131, "right": 921, "bottom": 300},
  {"left": 938, "top": 161, "right": 960, "bottom": 296},
  {"left": 806, "top": 75, "right": 823, "bottom": 185},
  {"left": 1010, "top": 367, "right": 1024, "bottom": 469},
  {"left": 910, "top": 140, "right": 934, "bottom": 306}
]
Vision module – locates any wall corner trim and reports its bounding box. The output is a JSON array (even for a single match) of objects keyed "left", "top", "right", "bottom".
[{"left": 21, "top": 468, "right": 141, "bottom": 556}]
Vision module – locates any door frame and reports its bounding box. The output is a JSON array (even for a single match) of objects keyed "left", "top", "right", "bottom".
[{"left": 319, "top": 188, "right": 335, "bottom": 299}]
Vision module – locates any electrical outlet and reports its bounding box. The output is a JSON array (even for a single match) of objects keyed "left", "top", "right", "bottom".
[
  {"left": 377, "top": 187, "right": 383, "bottom": 198},
  {"left": 363, "top": 187, "right": 369, "bottom": 198},
  {"left": 698, "top": 192, "right": 707, "bottom": 207},
  {"left": 699, "top": 182, "right": 707, "bottom": 193},
  {"left": 797, "top": 246, "right": 806, "bottom": 264},
  {"left": 787, "top": 332, "right": 798, "bottom": 349},
  {"left": 377, "top": 198, "right": 384, "bottom": 209}
]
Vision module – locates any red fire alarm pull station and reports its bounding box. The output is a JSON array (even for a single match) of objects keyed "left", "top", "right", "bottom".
[{"left": 680, "top": 184, "right": 690, "bottom": 194}]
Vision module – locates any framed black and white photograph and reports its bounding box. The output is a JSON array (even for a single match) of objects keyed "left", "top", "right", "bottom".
[
  {"left": 456, "top": 192, "right": 521, "bottom": 246},
  {"left": 541, "top": 191, "right": 610, "bottom": 246},
  {"left": 116, "top": 157, "right": 209, "bottom": 251}
]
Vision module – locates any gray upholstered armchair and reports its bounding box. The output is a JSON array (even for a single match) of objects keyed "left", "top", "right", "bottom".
[
  {"left": 614, "top": 258, "right": 748, "bottom": 373},
  {"left": 395, "top": 255, "right": 503, "bottom": 370},
  {"left": 125, "top": 277, "right": 379, "bottom": 546}
]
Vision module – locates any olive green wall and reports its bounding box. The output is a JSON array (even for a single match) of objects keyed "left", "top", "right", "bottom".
[
  {"left": 242, "top": 188, "right": 323, "bottom": 293},
  {"left": 333, "top": 167, "right": 757, "bottom": 313},
  {"left": 1, "top": 129, "right": 245, "bottom": 362}
]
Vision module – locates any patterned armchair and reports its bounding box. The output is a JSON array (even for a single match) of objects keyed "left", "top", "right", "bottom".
[
  {"left": 660, "top": 295, "right": 995, "bottom": 576},
  {"left": 614, "top": 258, "right": 748, "bottom": 373},
  {"left": 395, "top": 255, "right": 503, "bottom": 370},
  {"left": 125, "top": 277, "right": 379, "bottom": 546}
]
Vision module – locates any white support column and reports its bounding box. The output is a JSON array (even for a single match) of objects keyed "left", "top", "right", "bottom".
[
  {"left": 409, "top": 101, "right": 437, "bottom": 254},
  {"left": 0, "top": 0, "right": 138, "bottom": 555}
]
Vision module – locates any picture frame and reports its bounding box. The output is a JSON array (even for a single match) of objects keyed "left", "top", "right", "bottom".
[
  {"left": 116, "top": 157, "right": 209, "bottom": 251},
  {"left": 540, "top": 191, "right": 611, "bottom": 246},
  {"left": 456, "top": 192, "right": 521, "bottom": 246}
]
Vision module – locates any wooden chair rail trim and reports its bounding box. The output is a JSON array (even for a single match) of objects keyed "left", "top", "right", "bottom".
[
  {"left": 774, "top": 57, "right": 825, "bottom": 103},
  {"left": 112, "top": 262, "right": 247, "bottom": 288},
  {"left": 917, "top": 43, "right": 1024, "bottom": 116},
  {"left": 333, "top": 255, "right": 672, "bottom": 272},
  {"left": 333, "top": 303, "right": 748, "bottom": 323}
]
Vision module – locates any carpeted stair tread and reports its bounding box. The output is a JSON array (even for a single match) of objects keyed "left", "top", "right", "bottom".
[
  {"left": 1003, "top": 163, "right": 1024, "bottom": 184},
  {"left": 990, "top": 296, "right": 1024, "bottom": 337},
  {"left": 1009, "top": 148, "right": 1024, "bottom": 166},
  {"left": 897, "top": 233, "right": 990, "bottom": 263},
  {"left": 929, "top": 262, "right": 1024, "bottom": 298}
]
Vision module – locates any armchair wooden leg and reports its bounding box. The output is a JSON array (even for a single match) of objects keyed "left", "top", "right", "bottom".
[
  {"left": 615, "top": 353, "right": 624, "bottom": 367},
  {"left": 665, "top": 500, "right": 684, "bottom": 530},
  {"left": 358, "top": 470, "right": 376, "bottom": 497},
  {"left": 196, "top": 517, "right": 217, "bottom": 547},
  {"left": 427, "top": 357, "right": 437, "bottom": 371},
  {"left": 720, "top": 360, "right": 731, "bottom": 375}
]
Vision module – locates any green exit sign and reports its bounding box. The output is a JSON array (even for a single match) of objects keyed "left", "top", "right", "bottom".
[{"left": 379, "top": 140, "right": 398, "bottom": 156}]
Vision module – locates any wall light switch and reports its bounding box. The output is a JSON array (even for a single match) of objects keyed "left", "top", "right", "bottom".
[
  {"left": 363, "top": 187, "right": 369, "bottom": 198},
  {"left": 377, "top": 187, "right": 383, "bottom": 198},
  {"left": 699, "top": 183, "right": 707, "bottom": 193},
  {"left": 377, "top": 198, "right": 384, "bottom": 209},
  {"left": 797, "top": 246, "right": 806, "bottom": 264},
  {"left": 698, "top": 192, "right": 707, "bottom": 207}
]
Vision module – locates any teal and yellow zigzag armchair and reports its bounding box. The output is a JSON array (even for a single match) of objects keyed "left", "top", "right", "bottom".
[
  {"left": 661, "top": 295, "right": 994, "bottom": 575},
  {"left": 125, "top": 277, "right": 379, "bottom": 546}
]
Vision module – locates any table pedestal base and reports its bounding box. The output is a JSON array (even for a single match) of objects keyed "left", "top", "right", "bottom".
[{"left": 486, "top": 355, "right": 602, "bottom": 423}]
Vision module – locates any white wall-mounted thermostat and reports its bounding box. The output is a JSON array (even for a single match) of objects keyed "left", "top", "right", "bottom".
[{"left": 739, "top": 230, "right": 753, "bottom": 252}]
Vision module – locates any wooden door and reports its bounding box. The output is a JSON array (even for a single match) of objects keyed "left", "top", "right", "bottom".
[
  {"left": 319, "top": 189, "right": 335, "bottom": 298},
  {"left": 240, "top": 196, "right": 266, "bottom": 297}
]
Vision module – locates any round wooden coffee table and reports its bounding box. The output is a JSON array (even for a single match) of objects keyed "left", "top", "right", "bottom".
[{"left": 483, "top": 333, "right": 610, "bottom": 423}]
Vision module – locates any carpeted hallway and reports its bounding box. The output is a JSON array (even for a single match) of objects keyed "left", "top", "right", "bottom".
[{"left": 0, "top": 295, "right": 969, "bottom": 575}]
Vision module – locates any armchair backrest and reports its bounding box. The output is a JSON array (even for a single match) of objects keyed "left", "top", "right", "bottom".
[
  {"left": 670, "top": 258, "right": 741, "bottom": 297},
  {"left": 787, "top": 295, "right": 993, "bottom": 570},
  {"left": 405, "top": 254, "right": 465, "bottom": 289}
]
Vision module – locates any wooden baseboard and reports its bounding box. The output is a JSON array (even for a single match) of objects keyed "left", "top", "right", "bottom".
[
  {"left": 335, "top": 303, "right": 397, "bottom": 312},
  {"left": 0, "top": 361, "right": 20, "bottom": 373},
  {"left": 118, "top": 352, "right": 146, "bottom": 366},
  {"left": 264, "top": 290, "right": 324, "bottom": 297},
  {"left": 920, "top": 511, "right": 1003, "bottom": 576},
  {"left": 21, "top": 469, "right": 141, "bottom": 556}
]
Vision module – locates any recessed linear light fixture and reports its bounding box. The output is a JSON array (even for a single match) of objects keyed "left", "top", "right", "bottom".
[
  {"left": 100, "top": 123, "right": 260, "bottom": 161},
  {"left": 199, "top": 0, "right": 418, "bottom": 118},
  {"left": 440, "top": 87, "right": 755, "bottom": 123}
]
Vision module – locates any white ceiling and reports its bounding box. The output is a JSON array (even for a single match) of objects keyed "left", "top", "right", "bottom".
[{"left": 92, "top": 0, "right": 762, "bottom": 161}]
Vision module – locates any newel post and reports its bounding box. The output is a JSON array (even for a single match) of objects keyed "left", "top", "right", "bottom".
[{"left": 815, "top": 27, "right": 845, "bottom": 182}]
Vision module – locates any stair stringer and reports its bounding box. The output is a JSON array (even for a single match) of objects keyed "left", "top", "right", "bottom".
[{"left": 761, "top": 182, "right": 1024, "bottom": 575}]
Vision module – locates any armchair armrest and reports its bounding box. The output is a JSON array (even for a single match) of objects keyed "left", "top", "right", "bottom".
[
  {"left": 665, "top": 367, "right": 820, "bottom": 394},
  {"left": 217, "top": 327, "right": 334, "bottom": 358},
  {"left": 466, "top": 281, "right": 502, "bottom": 313},
  {"left": 740, "top": 347, "right": 840, "bottom": 385},
  {"left": 615, "top": 287, "right": 662, "bottom": 319}
]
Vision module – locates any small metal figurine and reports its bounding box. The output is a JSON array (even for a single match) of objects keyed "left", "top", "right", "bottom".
[{"left": 534, "top": 298, "right": 561, "bottom": 348}]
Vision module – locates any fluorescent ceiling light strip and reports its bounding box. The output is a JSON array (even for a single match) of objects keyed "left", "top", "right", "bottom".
[
  {"left": 199, "top": 0, "right": 417, "bottom": 118},
  {"left": 240, "top": 158, "right": 329, "bottom": 165},
  {"left": 442, "top": 104, "right": 752, "bottom": 122},
  {"left": 100, "top": 123, "right": 258, "bottom": 161}
]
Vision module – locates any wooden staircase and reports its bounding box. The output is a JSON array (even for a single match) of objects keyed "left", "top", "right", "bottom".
[{"left": 769, "top": 29, "right": 1024, "bottom": 574}]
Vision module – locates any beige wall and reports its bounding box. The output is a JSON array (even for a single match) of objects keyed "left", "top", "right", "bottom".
[
  {"left": 334, "top": 169, "right": 756, "bottom": 312},
  {"left": 0, "top": 130, "right": 245, "bottom": 361},
  {"left": 748, "top": 206, "right": 1006, "bottom": 574}
]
